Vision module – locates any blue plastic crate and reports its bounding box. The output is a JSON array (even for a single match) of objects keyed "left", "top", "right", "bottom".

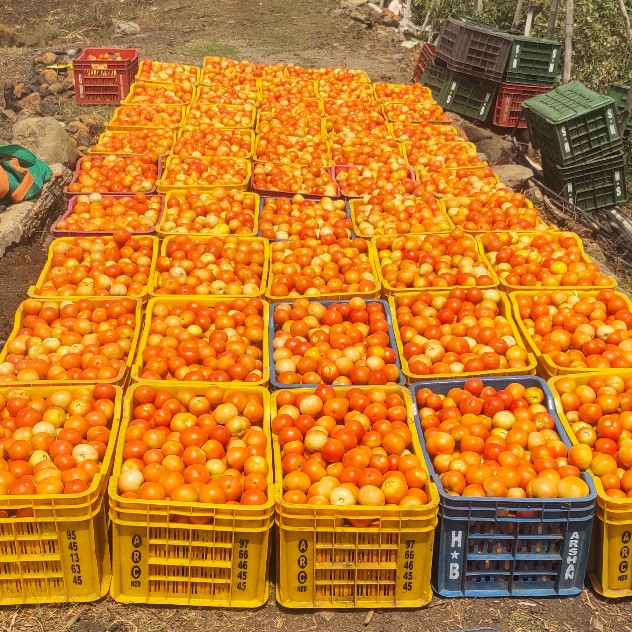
[
  {"left": 269, "top": 298, "right": 405, "bottom": 389},
  {"left": 257, "top": 195, "right": 354, "bottom": 241},
  {"left": 411, "top": 375, "right": 596, "bottom": 598}
]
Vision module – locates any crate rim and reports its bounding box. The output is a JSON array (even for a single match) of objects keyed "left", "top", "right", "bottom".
[
  {"left": 410, "top": 375, "right": 597, "bottom": 507},
  {"left": 268, "top": 298, "right": 406, "bottom": 388}
]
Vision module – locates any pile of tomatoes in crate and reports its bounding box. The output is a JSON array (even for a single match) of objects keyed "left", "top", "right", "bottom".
[{"left": 10, "top": 51, "right": 615, "bottom": 522}]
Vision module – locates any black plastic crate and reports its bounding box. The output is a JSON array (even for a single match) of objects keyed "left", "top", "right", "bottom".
[
  {"left": 505, "top": 36, "right": 561, "bottom": 86},
  {"left": 411, "top": 376, "right": 596, "bottom": 598},
  {"left": 444, "top": 71, "right": 499, "bottom": 121},
  {"left": 421, "top": 60, "right": 453, "bottom": 107},
  {"left": 436, "top": 18, "right": 514, "bottom": 82},
  {"left": 608, "top": 83, "right": 632, "bottom": 133},
  {"left": 523, "top": 81, "right": 622, "bottom": 165},
  {"left": 542, "top": 152, "right": 627, "bottom": 210}
]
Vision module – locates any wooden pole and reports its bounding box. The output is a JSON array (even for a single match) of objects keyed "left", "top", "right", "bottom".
[
  {"left": 512, "top": 0, "right": 524, "bottom": 30},
  {"left": 474, "top": 0, "right": 483, "bottom": 14},
  {"left": 562, "top": 0, "right": 573, "bottom": 83},
  {"left": 524, "top": 2, "right": 535, "bottom": 35},
  {"left": 403, "top": 0, "right": 413, "bottom": 21},
  {"left": 619, "top": 85, "right": 632, "bottom": 136},
  {"left": 617, "top": 0, "right": 632, "bottom": 38},
  {"left": 547, "top": 0, "right": 560, "bottom": 38}
]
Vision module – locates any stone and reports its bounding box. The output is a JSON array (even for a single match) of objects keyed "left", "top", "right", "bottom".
[
  {"left": 12, "top": 117, "right": 79, "bottom": 167},
  {"left": 377, "top": 8, "right": 401, "bottom": 27},
  {"left": 345, "top": 0, "right": 368, "bottom": 5},
  {"left": 63, "top": 79, "right": 75, "bottom": 91},
  {"left": 79, "top": 115, "right": 99, "bottom": 131},
  {"left": 41, "top": 52, "right": 58, "bottom": 65},
  {"left": 401, "top": 40, "right": 418, "bottom": 48},
  {"left": 493, "top": 164, "right": 534, "bottom": 191},
  {"left": 40, "top": 69, "right": 58, "bottom": 84},
  {"left": 40, "top": 101, "right": 60, "bottom": 116},
  {"left": 75, "top": 132, "right": 91, "bottom": 147},
  {"left": 460, "top": 121, "right": 494, "bottom": 143},
  {"left": 17, "top": 92, "right": 40, "bottom": 114},
  {"left": 477, "top": 137, "right": 514, "bottom": 165},
  {"left": 39, "top": 84, "right": 49, "bottom": 94},
  {"left": 48, "top": 82, "right": 65, "bottom": 95},
  {"left": 66, "top": 121, "right": 89, "bottom": 136},
  {"left": 12, "top": 82, "right": 25, "bottom": 99}
]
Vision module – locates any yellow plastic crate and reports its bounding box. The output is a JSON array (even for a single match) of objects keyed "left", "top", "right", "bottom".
[
  {"left": 549, "top": 371, "right": 632, "bottom": 598},
  {"left": 442, "top": 196, "right": 555, "bottom": 234},
  {"left": 157, "top": 190, "right": 259, "bottom": 238},
  {"left": 348, "top": 197, "right": 454, "bottom": 238},
  {"left": 0, "top": 297, "right": 142, "bottom": 387},
  {"left": 123, "top": 81, "right": 195, "bottom": 105},
  {"left": 135, "top": 61, "right": 201, "bottom": 86},
  {"left": 255, "top": 134, "right": 332, "bottom": 167},
  {"left": 477, "top": 231, "right": 617, "bottom": 292},
  {"left": 157, "top": 156, "right": 251, "bottom": 194},
  {"left": 413, "top": 166, "right": 501, "bottom": 199},
  {"left": 264, "top": 239, "right": 381, "bottom": 303},
  {"left": 388, "top": 291, "right": 537, "bottom": 382},
  {"left": 89, "top": 129, "right": 177, "bottom": 156},
  {"left": 149, "top": 234, "right": 269, "bottom": 297},
  {"left": 0, "top": 383, "right": 123, "bottom": 604},
  {"left": 105, "top": 104, "right": 186, "bottom": 131},
  {"left": 272, "top": 385, "right": 439, "bottom": 608},
  {"left": 510, "top": 289, "right": 632, "bottom": 376},
  {"left": 184, "top": 102, "right": 256, "bottom": 129},
  {"left": 388, "top": 122, "right": 466, "bottom": 142},
  {"left": 372, "top": 82, "right": 434, "bottom": 103},
  {"left": 109, "top": 383, "right": 274, "bottom": 607},
  {"left": 402, "top": 140, "right": 480, "bottom": 171},
  {"left": 255, "top": 112, "right": 326, "bottom": 138},
  {"left": 130, "top": 296, "right": 270, "bottom": 386},
  {"left": 193, "top": 83, "right": 261, "bottom": 104},
  {"left": 173, "top": 126, "right": 255, "bottom": 159},
  {"left": 372, "top": 233, "right": 500, "bottom": 297},
  {"left": 28, "top": 235, "right": 158, "bottom": 301}
]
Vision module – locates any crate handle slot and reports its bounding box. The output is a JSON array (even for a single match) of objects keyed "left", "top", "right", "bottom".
[{"left": 495, "top": 507, "right": 543, "bottom": 520}]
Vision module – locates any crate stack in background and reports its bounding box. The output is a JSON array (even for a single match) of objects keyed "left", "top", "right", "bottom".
[
  {"left": 421, "top": 18, "right": 560, "bottom": 127},
  {"left": 608, "top": 83, "right": 632, "bottom": 134},
  {"left": 523, "top": 81, "right": 627, "bottom": 210}
]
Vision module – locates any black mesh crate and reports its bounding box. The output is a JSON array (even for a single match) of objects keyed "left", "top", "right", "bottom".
[{"left": 436, "top": 18, "right": 514, "bottom": 82}]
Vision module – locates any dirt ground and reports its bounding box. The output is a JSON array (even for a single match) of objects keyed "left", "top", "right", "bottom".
[{"left": 0, "top": 0, "right": 631, "bottom": 629}]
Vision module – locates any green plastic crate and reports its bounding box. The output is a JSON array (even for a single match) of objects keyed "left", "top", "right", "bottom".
[
  {"left": 505, "top": 37, "right": 561, "bottom": 86},
  {"left": 607, "top": 84, "right": 632, "bottom": 133},
  {"left": 444, "top": 71, "right": 498, "bottom": 121},
  {"left": 523, "top": 82, "right": 622, "bottom": 165},
  {"left": 421, "top": 61, "right": 453, "bottom": 106},
  {"left": 542, "top": 152, "right": 627, "bottom": 211}
]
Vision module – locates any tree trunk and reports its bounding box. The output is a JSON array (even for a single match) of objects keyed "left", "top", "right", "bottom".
[
  {"left": 474, "top": 0, "right": 483, "bottom": 13},
  {"left": 512, "top": 0, "right": 524, "bottom": 30},
  {"left": 524, "top": 4, "right": 535, "bottom": 35},
  {"left": 619, "top": 84, "right": 632, "bottom": 136},
  {"left": 547, "top": 0, "right": 560, "bottom": 38},
  {"left": 562, "top": 0, "right": 573, "bottom": 83},
  {"left": 617, "top": 0, "right": 632, "bottom": 38},
  {"left": 403, "top": 0, "right": 413, "bottom": 21}
]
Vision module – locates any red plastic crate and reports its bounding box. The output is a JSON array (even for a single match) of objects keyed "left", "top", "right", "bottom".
[
  {"left": 493, "top": 82, "right": 551, "bottom": 128},
  {"left": 73, "top": 48, "right": 138, "bottom": 105},
  {"left": 413, "top": 42, "right": 436, "bottom": 83}
]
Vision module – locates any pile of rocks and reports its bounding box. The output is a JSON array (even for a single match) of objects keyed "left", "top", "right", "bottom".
[{"left": 2, "top": 50, "right": 108, "bottom": 167}]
